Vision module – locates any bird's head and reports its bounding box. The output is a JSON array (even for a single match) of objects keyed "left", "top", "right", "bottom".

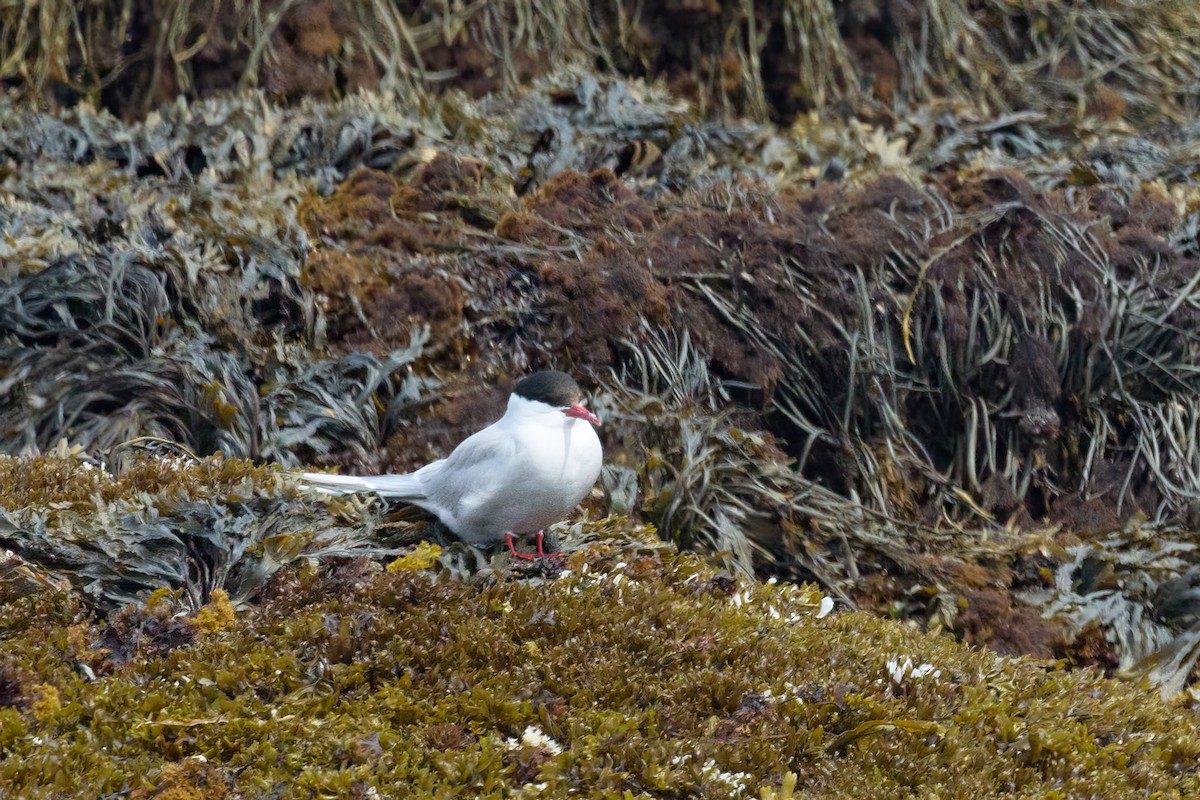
[{"left": 514, "top": 370, "right": 601, "bottom": 427}]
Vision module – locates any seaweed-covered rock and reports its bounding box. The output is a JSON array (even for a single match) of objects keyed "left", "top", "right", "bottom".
[
  {"left": 0, "top": 452, "right": 399, "bottom": 611},
  {"left": 1, "top": 522, "right": 1199, "bottom": 798},
  {"left": 5, "top": 33, "right": 1200, "bottom": 699}
]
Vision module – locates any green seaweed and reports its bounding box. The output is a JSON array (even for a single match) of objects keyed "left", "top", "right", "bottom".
[{"left": 0, "top": 528, "right": 1198, "bottom": 798}]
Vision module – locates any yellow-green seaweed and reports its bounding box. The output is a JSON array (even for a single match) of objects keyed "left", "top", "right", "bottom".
[{"left": 1, "top": 533, "right": 1198, "bottom": 799}]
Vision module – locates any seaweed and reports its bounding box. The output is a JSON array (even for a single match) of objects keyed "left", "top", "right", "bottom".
[
  {"left": 0, "top": 452, "right": 398, "bottom": 611},
  {"left": 0, "top": 515, "right": 1199, "bottom": 798},
  {"left": 6, "top": 1, "right": 1200, "bottom": 132},
  {"left": 5, "top": 10, "right": 1200, "bottom": 699}
]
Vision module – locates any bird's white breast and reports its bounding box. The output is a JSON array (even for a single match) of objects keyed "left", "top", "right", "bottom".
[{"left": 504, "top": 402, "right": 602, "bottom": 529}]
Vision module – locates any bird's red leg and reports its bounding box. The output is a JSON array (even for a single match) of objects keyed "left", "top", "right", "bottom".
[
  {"left": 534, "top": 531, "right": 562, "bottom": 558},
  {"left": 505, "top": 532, "right": 537, "bottom": 560}
]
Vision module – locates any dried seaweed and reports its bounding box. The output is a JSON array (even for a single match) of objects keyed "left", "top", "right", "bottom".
[
  {"left": 893, "top": 0, "right": 1200, "bottom": 124},
  {"left": 1022, "top": 521, "right": 1200, "bottom": 698},
  {"left": 6, "top": 0, "right": 1200, "bottom": 131},
  {"left": 0, "top": 452, "right": 400, "bottom": 611},
  {"left": 0, "top": 253, "right": 425, "bottom": 462},
  {"left": 4, "top": 22, "right": 1200, "bottom": 697}
]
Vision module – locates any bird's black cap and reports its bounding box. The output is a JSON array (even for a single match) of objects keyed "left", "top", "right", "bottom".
[{"left": 513, "top": 370, "right": 584, "bottom": 408}]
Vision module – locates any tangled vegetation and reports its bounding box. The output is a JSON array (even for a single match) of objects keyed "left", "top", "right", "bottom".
[
  {"left": 4, "top": 54, "right": 1200, "bottom": 689},
  {"left": 0, "top": 450, "right": 410, "bottom": 611},
  {"left": 2, "top": 498, "right": 1200, "bottom": 798},
  {"left": 5, "top": 7, "right": 1200, "bottom": 794},
  {"left": 3, "top": 0, "right": 1199, "bottom": 128}
]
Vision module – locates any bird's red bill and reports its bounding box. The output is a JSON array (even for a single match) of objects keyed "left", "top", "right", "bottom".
[{"left": 564, "top": 403, "right": 601, "bottom": 426}]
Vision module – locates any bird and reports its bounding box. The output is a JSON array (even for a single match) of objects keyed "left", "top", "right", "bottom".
[{"left": 298, "top": 370, "right": 603, "bottom": 559}]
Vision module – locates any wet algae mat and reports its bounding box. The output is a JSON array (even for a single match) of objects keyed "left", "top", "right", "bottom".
[
  {"left": 1, "top": 476, "right": 1199, "bottom": 798},
  {"left": 5, "top": 0, "right": 1200, "bottom": 796},
  {"left": 0, "top": 448, "right": 1197, "bottom": 797}
]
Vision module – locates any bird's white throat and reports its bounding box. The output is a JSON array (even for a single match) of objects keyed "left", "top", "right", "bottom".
[{"left": 505, "top": 392, "right": 580, "bottom": 423}]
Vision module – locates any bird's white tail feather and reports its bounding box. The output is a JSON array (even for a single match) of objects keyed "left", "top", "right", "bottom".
[{"left": 298, "top": 471, "right": 425, "bottom": 499}]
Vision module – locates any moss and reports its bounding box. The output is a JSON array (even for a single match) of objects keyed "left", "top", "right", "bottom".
[
  {"left": 146, "top": 588, "right": 178, "bottom": 609},
  {"left": 760, "top": 771, "right": 799, "bottom": 800},
  {"left": 0, "top": 707, "right": 28, "bottom": 751},
  {"left": 130, "top": 759, "right": 231, "bottom": 800},
  {"left": 295, "top": 166, "right": 473, "bottom": 358}
]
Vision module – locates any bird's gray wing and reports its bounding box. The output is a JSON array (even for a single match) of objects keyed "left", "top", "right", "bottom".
[{"left": 423, "top": 426, "right": 523, "bottom": 530}]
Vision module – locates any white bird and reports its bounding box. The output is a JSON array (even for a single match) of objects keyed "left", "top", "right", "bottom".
[{"left": 299, "top": 370, "right": 603, "bottom": 559}]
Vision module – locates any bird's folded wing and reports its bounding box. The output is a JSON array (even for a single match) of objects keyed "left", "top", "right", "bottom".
[{"left": 424, "top": 430, "right": 522, "bottom": 513}]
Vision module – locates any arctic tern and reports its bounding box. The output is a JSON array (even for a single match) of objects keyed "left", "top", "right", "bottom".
[{"left": 299, "top": 370, "right": 603, "bottom": 559}]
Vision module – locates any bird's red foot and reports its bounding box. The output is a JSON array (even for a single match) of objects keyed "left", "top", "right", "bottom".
[
  {"left": 505, "top": 532, "right": 537, "bottom": 560},
  {"left": 533, "top": 530, "right": 562, "bottom": 559},
  {"left": 505, "top": 531, "right": 562, "bottom": 560}
]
